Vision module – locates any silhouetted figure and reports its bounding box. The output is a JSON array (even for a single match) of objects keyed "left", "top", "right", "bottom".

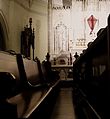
[
  {"left": 42, "top": 53, "right": 59, "bottom": 83},
  {"left": 74, "top": 52, "right": 79, "bottom": 60},
  {"left": 44, "top": 53, "right": 51, "bottom": 78},
  {"left": 41, "top": 53, "right": 52, "bottom": 83}
]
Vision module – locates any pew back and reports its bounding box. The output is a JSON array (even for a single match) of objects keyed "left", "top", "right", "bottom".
[
  {"left": 16, "top": 54, "right": 45, "bottom": 88},
  {"left": 23, "top": 58, "right": 41, "bottom": 85},
  {"left": 0, "top": 51, "right": 21, "bottom": 98},
  {"left": 0, "top": 51, "right": 19, "bottom": 81},
  {"left": 0, "top": 52, "right": 60, "bottom": 118}
]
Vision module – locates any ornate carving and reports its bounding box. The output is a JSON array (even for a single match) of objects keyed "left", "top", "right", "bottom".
[{"left": 21, "top": 18, "right": 35, "bottom": 59}]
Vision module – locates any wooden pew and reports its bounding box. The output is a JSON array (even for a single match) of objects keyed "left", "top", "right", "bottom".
[
  {"left": 8, "top": 54, "right": 60, "bottom": 118},
  {"left": 72, "top": 15, "right": 110, "bottom": 119},
  {"left": 0, "top": 51, "right": 21, "bottom": 97},
  {"left": 16, "top": 54, "right": 46, "bottom": 88},
  {"left": 7, "top": 80, "right": 60, "bottom": 118},
  {"left": 0, "top": 52, "right": 60, "bottom": 118},
  {"left": 0, "top": 51, "right": 21, "bottom": 118}
]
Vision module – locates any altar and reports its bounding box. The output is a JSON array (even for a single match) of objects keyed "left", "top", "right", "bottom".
[{"left": 51, "top": 65, "right": 73, "bottom": 80}]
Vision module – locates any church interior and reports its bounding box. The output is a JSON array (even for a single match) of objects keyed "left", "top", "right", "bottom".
[{"left": 0, "top": 0, "right": 109, "bottom": 118}]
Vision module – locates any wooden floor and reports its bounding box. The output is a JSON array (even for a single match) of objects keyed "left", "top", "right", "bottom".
[{"left": 50, "top": 87, "right": 76, "bottom": 119}]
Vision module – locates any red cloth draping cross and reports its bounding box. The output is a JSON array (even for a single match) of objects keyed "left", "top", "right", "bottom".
[{"left": 87, "top": 15, "right": 97, "bottom": 34}]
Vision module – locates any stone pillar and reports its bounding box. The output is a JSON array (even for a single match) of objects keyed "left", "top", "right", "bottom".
[{"left": 48, "top": 0, "right": 52, "bottom": 53}]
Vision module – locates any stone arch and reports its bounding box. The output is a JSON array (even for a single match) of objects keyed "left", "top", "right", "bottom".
[{"left": 0, "top": 10, "right": 9, "bottom": 51}]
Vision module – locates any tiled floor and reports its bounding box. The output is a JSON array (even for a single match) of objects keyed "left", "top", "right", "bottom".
[{"left": 50, "top": 88, "right": 76, "bottom": 119}]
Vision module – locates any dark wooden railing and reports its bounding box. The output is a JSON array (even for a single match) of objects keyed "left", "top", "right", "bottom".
[{"left": 73, "top": 15, "right": 110, "bottom": 119}]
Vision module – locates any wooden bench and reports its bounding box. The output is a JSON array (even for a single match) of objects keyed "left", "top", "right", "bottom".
[
  {"left": 73, "top": 15, "right": 110, "bottom": 119},
  {"left": 15, "top": 54, "right": 60, "bottom": 118},
  {"left": 0, "top": 51, "right": 21, "bottom": 118},
  {"left": 0, "top": 51, "right": 60, "bottom": 118},
  {"left": 7, "top": 80, "right": 60, "bottom": 118},
  {"left": 0, "top": 51, "right": 21, "bottom": 97},
  {"left": 16, "top": 54, "right": 46, "bottom": 88}
]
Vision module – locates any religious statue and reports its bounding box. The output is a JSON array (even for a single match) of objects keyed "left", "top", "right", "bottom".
[{"left": 21, "top": 18, "right": 35, "bottom": 59}]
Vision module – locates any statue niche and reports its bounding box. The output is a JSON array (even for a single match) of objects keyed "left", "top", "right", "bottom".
[{"left": 21, "top": 18, "right": 35, "bottom": 59}]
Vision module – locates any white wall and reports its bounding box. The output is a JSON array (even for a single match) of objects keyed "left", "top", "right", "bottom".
[
  {"left": 0, "top": 0, "right": 48, "bottom": 61},
  {"left": 29, "top": 0, "right": 48, "bottom": 61}
]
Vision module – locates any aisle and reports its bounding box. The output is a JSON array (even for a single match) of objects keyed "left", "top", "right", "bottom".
[{"left": 50, "top": 87, "right": 76, "bottom": 119}]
